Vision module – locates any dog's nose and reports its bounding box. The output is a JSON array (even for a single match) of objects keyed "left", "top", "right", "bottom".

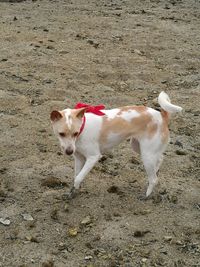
[{"left": 65, "top": 148, "right": 74, "bottom": 155}]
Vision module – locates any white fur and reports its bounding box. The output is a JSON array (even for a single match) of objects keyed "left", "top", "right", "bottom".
[
  {"left": 120, "top": 109, "right": 140, "bottom": 122},
  {"left": 103, "top": 132, "right": 124, "bottom": 151},
  {"left": 158, "top": 91, "right": 182, "bottom": 113},
  {"left": 147, "top": 108, "right": 163, "bottom": 124},
  {"left": 64, "top": 109, "right": 72, "bottom": 129},
  {"left": 76, "top": 113, "right": 102, "bottom": 157},
  {"left": 52, "top": 92, "right": 182, "bottom": 198},
  {"left": 104, "top": 109, "right": 120, "bottom": 119}
]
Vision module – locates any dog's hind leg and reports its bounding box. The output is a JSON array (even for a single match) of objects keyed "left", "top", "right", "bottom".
[
  {"left": 142, "top": 155, "right": 158, "bottom": 197},
  {"left": 130, "top": 138, "right": 140, "bottom": 155},
  {"left": 156, "top": 154, "right": 163, "bottom": 174},
  {"left": 140, "top": 140, "right": 161, "bottom": 197}
]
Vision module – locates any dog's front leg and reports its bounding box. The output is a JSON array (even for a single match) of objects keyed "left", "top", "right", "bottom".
[
  {"left": 74, "top": 154, "right": 101, "bottom": 189},
  {"left": 67, "top": 154, "right": 101, "bottom": 199},
  {"left": 74, "top": 152, "right": 85, "bottom": 176},
  {"left": 67, "top": 152, "right": 85, "bottom": 199}
]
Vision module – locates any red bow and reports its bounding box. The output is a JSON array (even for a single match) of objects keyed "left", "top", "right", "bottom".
[
  {"left": 74, "top": 103, "right": 105, "bottom": 137},
  {"left": 74, "top": 103, "right": 105, "bottom": 116}
]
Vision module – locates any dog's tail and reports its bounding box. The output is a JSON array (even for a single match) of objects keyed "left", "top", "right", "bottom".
[{"left": 158, "top": 91, "right": 182, "bottom": 114}]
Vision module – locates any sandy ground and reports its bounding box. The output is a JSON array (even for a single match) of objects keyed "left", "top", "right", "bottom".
[{"left": 0, "top": 0, "right": 200, "bottom": 266}]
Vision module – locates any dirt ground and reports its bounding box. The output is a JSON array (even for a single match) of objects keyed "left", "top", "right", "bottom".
[{"left": 0, "top": 0, "right": 200, "bottom": 266}]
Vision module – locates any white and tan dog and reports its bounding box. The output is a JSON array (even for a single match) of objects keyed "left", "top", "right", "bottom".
[{"left": 50, "top": 92, "right": 182, "bottom": 198}]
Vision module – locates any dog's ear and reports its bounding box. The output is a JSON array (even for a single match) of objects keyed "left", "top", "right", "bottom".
[
  {"left": 74, "top": 107, "right": 87, "bottom": 119},
  {"left": 50, "top": 110, "right": 63, "bottom": 122}
]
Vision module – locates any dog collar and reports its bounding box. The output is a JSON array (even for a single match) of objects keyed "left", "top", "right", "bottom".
[
  {"left": 78, "top": 115, "right": 86, "bottom": 136},
  {"left": 74, "top": 103, "right": 105, "bottom": 137}
]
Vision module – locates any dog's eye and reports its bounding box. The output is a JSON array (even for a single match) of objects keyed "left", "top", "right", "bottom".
[
  {"left": 73, "top": 132, "right": 79, "bottom": 137},
  {"left": 59, "top": 132, "right": 66, "bottom": 137}
]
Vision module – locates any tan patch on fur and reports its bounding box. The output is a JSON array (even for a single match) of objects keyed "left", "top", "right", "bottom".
[
  {"left": 147, "top": 122, "right": 158, "bottom": 138},
  {"left": 118, "top": 105, "right": 147, "bottom": 115},
  {"left": 100, "top": 106, "right": 158, "bottom": 145},
  {"left": 53, "top": 110, "right": 82, "bottom": 137},
  {"left": 53, "top": 117, "right": 71, "bottom": 137},
  {"left": 71, "top": 108, "right": 86, "bottom": 119}
]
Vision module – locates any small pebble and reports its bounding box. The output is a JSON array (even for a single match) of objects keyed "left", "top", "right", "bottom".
[
  {"left": 46, "top": 45, "right": 54, "bottom": 49},
  {"left": 141, "top": 258, "right": 148, "bottom": 263},
  {"left": 41, "top": 260, "right": 54, "bottom": 267},
  {"left": 133, "top": 230, "right": 149, "bottom": 237},
  {"left": 50, "top": 209, "right": 58, "bottom": 220},
  {"left": 84, "top": 255, "right": 93, "bottom": 260},
  {"left": 174, "top": 140, "right": 183, "bottom": 148},
  {"left": 21, "top": 213, "right": 34, "bottom": 221},
  {"left": 68, "top": 228, "right": 78, "bottom": 237},
  {"left": 175, "top": 150, "right": 187, "bottom": 155},
  {"left": 58, "top": 242, "right": 67, "bottom": 251},
  {"left": 133, "top": 49, "right": 144, "bottom": 55},
  {"left": 64, "top": 204, "right": 69, "bottom": 212},
  {"left": 0, "top": 217, "right": 11, "bottom": 226},
  {"left": 26, "top": 235, "right": 40, "bottom": 243},
  {"left": 164, "top": 236, "right": 173, "bottom": 241},
  {"left": 161, "top": 80, "right": 167, "bottom": 84},
  {"left": 152, "top": 97, "right": 159, "bottom": 107},
  {"left": 81, "top": 216, "right": 92, "bottom": 226}
]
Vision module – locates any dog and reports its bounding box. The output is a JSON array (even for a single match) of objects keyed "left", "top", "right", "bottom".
[{"left": 50, "top": 91, "right": 182, "bottom": 198}]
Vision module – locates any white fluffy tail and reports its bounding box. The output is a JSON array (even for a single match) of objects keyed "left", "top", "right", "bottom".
[{"left": 158, "top": 91, "right": 182, "bottom": 113}]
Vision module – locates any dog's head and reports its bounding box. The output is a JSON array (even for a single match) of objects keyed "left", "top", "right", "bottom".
[{"left": 50, "top": 108, "right": 86, "bottom": 155}]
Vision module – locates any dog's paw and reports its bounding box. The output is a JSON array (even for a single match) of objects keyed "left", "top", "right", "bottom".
[
  {"left": 137, "top": 194, "right": 148, "bottom": 201},
  {"left": 63, "top": 187, "right": 77, "bottom": 200}
]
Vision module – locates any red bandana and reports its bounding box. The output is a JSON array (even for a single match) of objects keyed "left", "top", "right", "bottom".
[{"left": 74, "top": 103, "right": 105, "bottom": 136}]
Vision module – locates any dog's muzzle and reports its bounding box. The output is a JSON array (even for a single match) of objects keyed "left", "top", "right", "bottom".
[{"left": 65, "top": 148, "right": 74, "bottom": 155}]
